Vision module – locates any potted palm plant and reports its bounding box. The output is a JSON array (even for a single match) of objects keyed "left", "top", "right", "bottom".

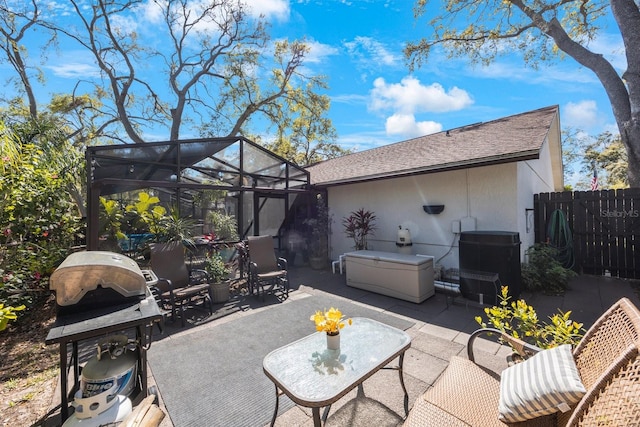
[{"left": 205, "top": 252, "right": 231, "bottom": 303}]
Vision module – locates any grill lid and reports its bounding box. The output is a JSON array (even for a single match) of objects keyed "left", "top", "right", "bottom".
[{"left": 50, "top": 251, "right": 146, "bottom": 306}]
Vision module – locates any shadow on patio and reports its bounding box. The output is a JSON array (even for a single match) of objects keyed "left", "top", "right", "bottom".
[{"left": 83, "top": 268, "right": 640, "bottom": 427}]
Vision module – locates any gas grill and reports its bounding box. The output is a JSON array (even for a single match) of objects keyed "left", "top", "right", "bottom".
[
  {"left": 50, "top": 251, "right": 149, "bottom": 315},
  {"left": 46, "top": 251, "right": 164, "bottom": 422}
]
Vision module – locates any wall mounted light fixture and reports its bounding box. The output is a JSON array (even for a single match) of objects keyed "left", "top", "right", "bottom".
[{"left": 423, "top": 204, "right": 445, "bottom": 214}]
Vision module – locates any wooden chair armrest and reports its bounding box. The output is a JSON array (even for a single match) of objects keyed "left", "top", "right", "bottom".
[
  {"left": 156, "top": 277, "right": 175, "bottom": 292},
  {"left": 248, "top": 261, "right": 258, "bottom": 274},
  {"left": 467, "top": 328, "right": 543, "bottom": 363},
  {"left": 189, "top": 269, "right": 209, "bottom": 284}
]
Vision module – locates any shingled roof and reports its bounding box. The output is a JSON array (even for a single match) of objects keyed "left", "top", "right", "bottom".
[{"left": 307, "top": 105, "right": 560, "bottom": 186}]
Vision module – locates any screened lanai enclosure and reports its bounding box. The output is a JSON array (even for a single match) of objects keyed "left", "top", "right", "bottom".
[{"left": 86, "top": 137, "right": 319, "bottom": 259}]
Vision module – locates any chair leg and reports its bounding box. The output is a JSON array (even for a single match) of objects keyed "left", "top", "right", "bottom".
[
  {"left": 180, "top": 302, "right": 185, "bottom": 327},
  {"left": 167, "top": 295, "right": 177, "bottom": 323},
  {"left": 206, "top": 290, "right": 213, "bottom": 314},
  {"left": 254, "top": 280, "right": 263, "bottom": 300}
]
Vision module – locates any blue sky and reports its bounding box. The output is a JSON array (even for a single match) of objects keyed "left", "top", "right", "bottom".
[
  {"left": 257, "top": 0, "right": 623, "bottom": 156},
  {"left": 7, "top": 0, "right": 625, "bottom": 173}
]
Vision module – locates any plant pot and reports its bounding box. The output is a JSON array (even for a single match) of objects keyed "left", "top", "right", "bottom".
[
  {"left": 210, "top": 280, "right": 230, "bottom": 303},
  {"left": 309, "top": 256, "right": 326, "bottom": 270},
  {"left": 326, "top": 332, "right": 340, "bottom": 351}
]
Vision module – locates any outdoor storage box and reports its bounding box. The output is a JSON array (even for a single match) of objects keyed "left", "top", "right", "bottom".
[{"left": 345, "top": 250, "right": 434, "bottom": 303}]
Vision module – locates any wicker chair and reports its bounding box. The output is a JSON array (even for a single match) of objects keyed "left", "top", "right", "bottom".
[
  {"left": 149, "top": 242, "right": 213, "bottom": 327},
  {"left": 403, "top": 297, "right": 640, "bottom": 426}
]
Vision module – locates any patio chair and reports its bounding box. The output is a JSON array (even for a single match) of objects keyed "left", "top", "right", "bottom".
[
  {"left": 246, "top": 235, "right": 289, "bottom": 301},
  {"left": 403, "top": 297, "right": 640, "bottom": 426},
  {"left": 148, "top": 242, "right": 213, "bottom": 327}
]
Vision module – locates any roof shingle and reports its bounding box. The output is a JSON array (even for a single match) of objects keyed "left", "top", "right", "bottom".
[{"left": 307, "top": 105, "right": 559, "bottom": 186}]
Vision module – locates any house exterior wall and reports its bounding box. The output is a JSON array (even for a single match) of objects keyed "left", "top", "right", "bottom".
[
  {"left": 516, "top": 134, "right": 560, "bottom": 261},
  {"left": 328, "top": 163, "right": 521, "bottom": 274},
  {"left": 321, "top": 108, "right": 564, "bottom": 275}
]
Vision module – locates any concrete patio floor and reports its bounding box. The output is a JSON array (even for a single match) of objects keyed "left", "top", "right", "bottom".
[{"left": 146, "top": 267, "right": 640, "bottom": 427}]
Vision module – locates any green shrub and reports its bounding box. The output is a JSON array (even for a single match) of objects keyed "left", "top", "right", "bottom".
[
  {"left": 521, "top": 243, "right": 577, "bottom": 294},
  {"left": 0, "top": 303, "right": 26, "bottom": 332},
  {"left": 208, "top": 211, "right": 239, "bottom": 241},
  {"left": 475, "top": 286, "right": 585, "bottom": 350},
  {"left": 1, "top": 116, "right": 83, "bottom": 314},
  {"left": 204, "top": 252, "right": 230, "bottom": 283}
]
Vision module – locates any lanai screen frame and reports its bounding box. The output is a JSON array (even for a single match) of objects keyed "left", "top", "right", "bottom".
[{"left": 85, "top": 136, "right": 312, "bottom": 250}]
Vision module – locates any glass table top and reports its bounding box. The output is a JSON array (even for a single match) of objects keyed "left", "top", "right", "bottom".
[{"left": 263, "top": 317, "right": 411, "bottom": 406}]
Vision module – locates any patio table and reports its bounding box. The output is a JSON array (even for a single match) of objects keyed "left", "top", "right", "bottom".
[{"left": 263, "top": 317, "right": 411, "bottom": 426}]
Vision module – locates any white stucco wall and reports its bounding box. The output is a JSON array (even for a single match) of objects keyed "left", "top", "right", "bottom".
[
  {"left": 327, "top": 162, "right": 528, "bottom": 273},
  {"left": 516, "top": 135, "right": 560, "bottom": 262}
]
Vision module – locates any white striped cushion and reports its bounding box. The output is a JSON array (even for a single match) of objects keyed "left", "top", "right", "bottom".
[{"left": 498, "top": 344, "right": 586, "bottom": 422}]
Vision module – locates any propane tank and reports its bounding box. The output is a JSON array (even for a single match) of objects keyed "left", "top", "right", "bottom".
[
  {"left": 62, "top": 335, "right": 136, "bottom": 426},
  {"left": 396, "top": 226, "right": 413, "bottom": 254},
  {"left": 80, "top": 335, "right": 138, "bottom": 399}
]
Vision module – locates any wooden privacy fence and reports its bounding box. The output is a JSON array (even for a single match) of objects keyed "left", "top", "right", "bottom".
[{"left": 534, "top": 189, "right": 640, "bottom": 279}]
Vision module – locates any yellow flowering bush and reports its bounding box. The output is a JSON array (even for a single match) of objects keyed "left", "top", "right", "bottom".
[
  {"left": 310, "top": 307, "right": 352, "bottom": 335},
  {"left": 0, "top": 303, "right": 25, "bottom": 332},
  {"left": 475, "top": 286, "right": 585, "bottom": 350}
]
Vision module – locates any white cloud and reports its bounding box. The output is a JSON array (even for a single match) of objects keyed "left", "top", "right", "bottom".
[
  {"left": 471, "top": 60, "right": 597, "bottom": 86},
  {"left": 331, "top": 93, "right": 366, "bottom": 104},
  {"left": 563, "top": 100, "right": 601, "bottom": 129},
  {"left": 137, "top": 1, "right": 165, "bottom": 24},
  {"left": 344, "top": 36, "right": 398, "bottom": 67},
  {"left": 45, "top": 51, "right": 101, "bottom": 78},
  {"left": 244, "top": 0, "right": 290, "bottom": 21},
  {"left": 385, "top": 113, "right": 442, "bottom": 138},
  {"left": 111, "top": 14, "right": 139, "bottom": 35},
  {"left": 586, "top": 32, "right": 627, "bottom": 72},
  {"left": 367, "top": 76, "right": 471, "bottom": 137},
  {"left": 304, "top": 40, "right": 339, "bottom": 64},
  {"left": 370, "top": 76, "right": 473, "bottom": 114},
  {"left": 134, "top": 1, "right": 290, "bottom": 36},
  {"left": 46, "top": 63, "right": 100, "bottom": 78}
]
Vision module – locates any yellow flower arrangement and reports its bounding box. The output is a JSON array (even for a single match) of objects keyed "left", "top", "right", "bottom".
[{"left": 310, "top": 307, "right": 352, "bottom": 335}]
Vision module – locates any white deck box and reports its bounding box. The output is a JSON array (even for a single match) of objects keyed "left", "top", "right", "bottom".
[{"left": 345, "top": 250, "right": 435, "bottom": 303}]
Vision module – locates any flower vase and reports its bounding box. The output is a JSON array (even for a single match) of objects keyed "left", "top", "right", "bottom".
[{"left": 326, "top": 332, "right": 340, "bottom": 351}]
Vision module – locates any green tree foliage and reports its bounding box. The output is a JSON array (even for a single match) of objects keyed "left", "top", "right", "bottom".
[
  {"left": 0, "top": 0, "right": 41, "bottom": 119},
  {"left": 264, "top": 74, "right": 350, "bottom": 166},
  {"left": 0, "top": 0, "right": 338, "bottom": 160},
  {"left": 564, "top": 129, "right": 629, "bottom": 189},
  {"left": 0, "top": 115, "right": 83, "bottom": 314},
  {"left": 406, "top": 0, "right": 640, "bottom": 187}
]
